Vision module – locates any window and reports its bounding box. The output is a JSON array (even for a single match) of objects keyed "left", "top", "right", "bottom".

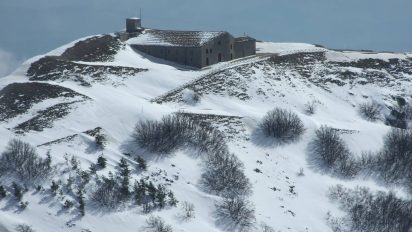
[
  {"left": 210, "top": 49, "right": 213, "bottom": 54},
  {"left": 206, "top": 49, "right": 208, "bottom": 54},
  {"left": 218, "top": 40, "right": 221, "bottom": 45},
  {"left": 206, "top": 57, "right": 209, "bottom": 65},
  {"left": 230, "top": 53, "right": 233, "bottom": 60}
]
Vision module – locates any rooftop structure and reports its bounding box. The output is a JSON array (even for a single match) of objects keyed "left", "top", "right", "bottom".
[{"left": 125, "top": 18, "right": 256, "bottom": 68}]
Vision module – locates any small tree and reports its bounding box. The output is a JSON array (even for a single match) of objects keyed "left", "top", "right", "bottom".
[
  {"left": 97, "top": 154, "right": 107, "bottom": 169},
  {"left": 70, "top": 156, "right": 79, "bottom": 170},
  {"left": 50, "top": 181, "right": 59, "bottom": 194},
  {"left": 77, "top": 188, "right": 85, "bottom": 216},
  {"left": 118, "top": 158, "right": 131, "bottom": 199},
  {"left": 45, "top": 151, "right": 52, "bottom": 169},
  {"left": 133, "top": 179, "right": 146, "bottom": 205},
  {"left": 0, "top": 185, "right": 6, "bottom": 200},
  {"left": 155, "top": 184, "right": 167, "bottom": 208},
  {"left": 167, "top": 190, "right": 178, "bottom": 207},
  {"left": 95, "top": 134, "right": 107, "bottom": 149},
  {"left": 63, "top": 200, "right": 74, "bottom": 209},
  {"left": 12, "top": 182, "right": 23, "bottom": 201},
  {"left": 135, "top": 156, "right": 147, "bottom": 171}
]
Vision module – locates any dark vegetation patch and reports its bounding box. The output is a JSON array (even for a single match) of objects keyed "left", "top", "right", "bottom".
[
  {"left": 384, "top": 98, "right": 412, "bottom": 129},
  {"left": 133, "top": 114, "right": 251, "bottom": 198},
  {"left": 259, "top": 108, "right": 305, "bottom": 143},
  {"left": 269, "top": 52, "right": 326, "bottom": 67},
  {"left": 37, "top": 127, "right": 103, "bottom": 147},
  {"left": 0, "top": 82, "right": 88, "bottom": 121},
  {"left": 361, "top": 129, "right": 412, "bottom": 191},
  {"left": 27, "top": 56, "right": 147, "bottom": 85},
  {"left": 358, "top": 101, "right": 382, "bottom": 121},
  {"left": 133, "top": 114, "right": 227, "bottom": 154},
  {"left": 328, "top": 185, "right": 412, "bottom": 232},
  {"left": 13, "top": 101, "right": 83, "bottom": 134},
  {"left": 308, "top": 126, "right": 359, "bottom": 178},
  {"left": 60, "top": 35, "right": 122, "bottom": 62},
  {"left": 176, "top": 112, "right": 246, "bottom": 141},
  {"left": 335, "top": 58, "right": 412, "bottom": 76},
  {"left": 309, "top": 126, "right": 412, "bottom": 191},
  {"left": 0, "top": 139, "right": 51, "bottom": 183}
]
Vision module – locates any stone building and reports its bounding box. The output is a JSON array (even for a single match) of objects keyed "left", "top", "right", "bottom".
[{"left": 125, "top": 18, "right": 256, "bottom": 68}]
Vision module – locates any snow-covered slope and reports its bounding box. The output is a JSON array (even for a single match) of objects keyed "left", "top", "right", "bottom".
[{"left": 0, "top": 35, "right": 411, "bottom": 232}]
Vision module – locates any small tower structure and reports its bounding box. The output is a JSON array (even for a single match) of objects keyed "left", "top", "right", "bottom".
[{"left": 126, "top": 17, "right": 142, "bottom": 33}]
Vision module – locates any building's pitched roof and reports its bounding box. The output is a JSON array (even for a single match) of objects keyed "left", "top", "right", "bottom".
[{"left": 127, "top": 29, "right": 227, "bottom": 47}]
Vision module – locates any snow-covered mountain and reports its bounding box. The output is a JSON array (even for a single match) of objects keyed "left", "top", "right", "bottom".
[{"left": 0, "top": 34, "right": 412, "bottom": 232}]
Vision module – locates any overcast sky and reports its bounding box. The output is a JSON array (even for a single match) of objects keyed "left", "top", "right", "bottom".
[{"left": 0, "top": 0, "right": 411, "bottom": 76}]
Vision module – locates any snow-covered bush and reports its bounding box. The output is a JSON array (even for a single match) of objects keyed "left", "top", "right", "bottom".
[
  {"left": 370, "top": 129, "right": 412, "bottom": 189},
  {"left": 95, "top": 134, "right": 107, "bottom": 149},
  {"left": 15, "top": 224, "right": 35, "bottom": 232},
  {"left": 0, "top": 139, "right": 51, "bottom": 182},
  {"left": 201, "top": 151, "right": 251, "bottom": 198},
  {"left": 304, "top": 100, "right": 317, "bottom": 115},
  {"left": 182, "top": 89, "right": 200, "bottom": 105},
  {"left": 308, "top": 126, "right": 359, "bottom": 178},
  {"left": 92, "top": 174, "right": 123, "bottom": 208},
  {"left": 133, "top": 114, "right": 226, "bottom": 154},
  {"left": 329, "top": 185, "right": 412, "bottom": 232},
  {"left": 260, "top": 222, "right": 276, "bottom": 232},
  {"left": 215, "top": 197, "right": 256, "bottom": 231},
  {"left": 358, "top": 101, "right": 381, "bottom": 121},
  {"left": 145, "top": 215, "right": 173, "bottom": 232},
  {"left": 181, "top": 201, "right": 195, "bottom": 220},
  {"left": 259, "top": 108, "right": 305, "bottom": 143}
]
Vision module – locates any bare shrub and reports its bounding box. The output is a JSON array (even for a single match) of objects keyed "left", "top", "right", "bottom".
[
  {"left": 329, "top": 185, "right": 412, "bottom": 232},
  {"left": 181, "top": 201, "right": 195, "bottom": 220},
  {"left": 372, "top": 129, "right": 412, "bottom": 189},
  {"left": 304, "top": 101, "right": 317, "bottom": 115},
  {"left": 308, "top": 126, "right": 359, "bottom": 178},
  {"left": 215, "top": 197, "right": 256, "bottom": 231},
  {"left": 0, "top": 139, "right": 50, "bottom": 182},
  {"left": 259, "top": 108, "right": 305, "bottom": 143},
  {"left": 92, "top": 174, "right": 123, "bottom": 208},
  {"left": 260, "top": 222, "right": 276, "bottom": 232},
  {"left": 145, "top": 215, "right": 173, "bottom": 232},
  {"left": 359, "top": 102, "right": 381, "bottom": 121},
  {"left": 201, "top": 152, "right": 251, "bottom": 198},
  {"left": 133, "top": 114, "right": 226, "bottom": 154}
]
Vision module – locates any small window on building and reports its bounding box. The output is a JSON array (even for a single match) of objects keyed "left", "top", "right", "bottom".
[
  {"left": 218, "top": 41, "right": 221, "bottom": 45},
  {"left": 210, "top": 49, "right": 213, "bottom": 54},
  {"left": 206, "top": 49, "right": 208, "bottom": 54},
  {"left": 206, "top": 57, "right": 209, "bottom": 66}
]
